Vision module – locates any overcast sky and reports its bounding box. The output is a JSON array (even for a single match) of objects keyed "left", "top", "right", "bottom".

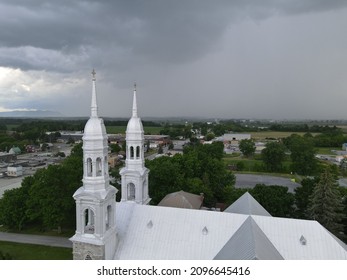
[{"left": 0, "top": 0, "right": 347, "bottom": 120}]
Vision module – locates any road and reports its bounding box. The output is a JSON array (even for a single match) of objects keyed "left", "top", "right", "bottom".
[
  {"left": 0, "top": 177, "right": 23, "bottom": 198},
  {"left": 0, "top": 232, "right": 72, "bottom": 248},
  {"left": 235, "top": 174, "right": 300, "bottom": 193}
]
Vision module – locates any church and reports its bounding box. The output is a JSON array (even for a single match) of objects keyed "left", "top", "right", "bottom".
[{"left": 69, "top": 71, "right": 347, "bottom": 260}]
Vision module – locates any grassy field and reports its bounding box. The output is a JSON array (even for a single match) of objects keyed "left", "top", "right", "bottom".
[
  {"left": 5, "top": 124, "right": 20, "bottom": 130},
  {"left": 250, "top": 131, "right": 316, "bottom": 140},
  {"left": 316, "top": 147, "right": 342, "bottom": 155},
  {"left": 106, "top": 126, "right": 162, "bottom": 135},
  {"left": 0, "top": 241, "right": 72, "bottom": 260},
  {"left": 223, "top": 154, "right": 292, "bottom": 174},
  {"left": 337, "top": 125, "right": 347, "bottom": 133}
]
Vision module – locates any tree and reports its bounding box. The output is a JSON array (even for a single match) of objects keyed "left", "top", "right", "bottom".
[
  {"left": 121, "top": 141, "right": 127, "bottom": 152},
  {"left": 308, "top": 168, "right": 345, "bottom": 236},
  {"left": 146, "top": 142, "right": 235, "bottom": 207},
  {"left": 250, "top": 184, "right": 295, "bottom": 217},
  {"left": 284, "top": 134, "right": 317, "bottom": 175},
  {"left": 338, "top": 187, "right": 347, "bottom": 243},
  {"left": 0, "top": 143, "right": 83, "bottom": 232},
  {"left": 26, "top": 159, "right": 81, "bottom": 232},
  {"left": 0, "top": 251, "right": 12, "bottom": 260},
  {"left": 211, "top": 124, "right": 226, "bottom": 136},
  {"left": 146, "top": 155, "right": 185, "bottom": 205},
  {"left": 261, "top": 142, "right": 286, "bottom": 172},
  {"left": 205, "top": 132, "right": 215, "bottom": 141},
  {"left": 54, "top": 152, "right": 66, "bottom": 157},
  {"left": 294, "top": 177, "right": 318, "bottom": 219},
  {"left": 110, "top": 143, "right": 121, "bottom": 153},
  {"left": 239, "top": 139, "right": 256, "bottom": 158},
  {"left": 340, "top": 158, "right": 347, "bottom": 176},
  {"left": 158, "top": 144, "right": 163, "bottom": 154},
  {"left": 0, "top": 176, "right": 32, "bottom": 230},
  {"left": 186, "top": 177, "right": 214, "bottom": 206},
  {"left": 236, "top": 161, "right": 245, "bottom": 171}
]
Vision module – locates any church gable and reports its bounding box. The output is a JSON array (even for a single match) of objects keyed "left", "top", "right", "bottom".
[
  {"left": 224, "top": 192, "right": 271, "bottom": 217},
  {"left": 214, "top": 216, "right": 283, "bottom": 260}
]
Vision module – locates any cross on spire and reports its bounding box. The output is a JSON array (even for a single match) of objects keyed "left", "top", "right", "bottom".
[
  {"left": 132, "top": 82, "right": 138, "bottom": 118},
  {"left": 91, "top": 69, "right": 98, "bottom": 117}
]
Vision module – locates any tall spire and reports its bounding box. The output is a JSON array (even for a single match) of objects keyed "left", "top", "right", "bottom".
[
  {"left": 91, "top": 69, "right": 98, "bottom": 117},
  {"left": 132, "top": 81, "right": 138, "bottom": 118}
]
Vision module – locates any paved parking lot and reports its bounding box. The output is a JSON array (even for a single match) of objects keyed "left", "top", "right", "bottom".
[{"left": 235, "top": 174, "right": 301, "bottom": 193}]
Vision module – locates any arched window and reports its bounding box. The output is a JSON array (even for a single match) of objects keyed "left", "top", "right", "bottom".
[
  {"left": 84, "top": 208, "right": 95, "bottom": 234},
  {"left": 130, "top": 146, "right": 134, "bottom": 159},
  {"left": 87, "top": 158, "right": 93, "bottom": 176},
  {"left": 127, "top": 183, "right": 135, "bottom": 200},
  {"left": 106, "top": 205, "right": 112, "bottom": 230},
  {"left": 104, "top": 156, "right": 108, "bottom": 175},
  {"left": 96, "top": 157, "right": 102, "bottom": 176},
  {"left": 136, "top": 146, "right": 140, "bottom": 159}
]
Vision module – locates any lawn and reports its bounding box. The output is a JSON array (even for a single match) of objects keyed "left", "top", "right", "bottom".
[
  {"left": 316, "top": 147, "right": 342, "bottom": 155},
  {"left": 223, "top": 155, "right": 292, "bottom": 174},
  {"left": 0, "top": 241, "right": 72, "bottom": 260},
  {"left": 223, "top": 157, "right": 262, "bottom": 172},
  {"left": 106, "top": 126, "right": 127, "bottom": 134}
]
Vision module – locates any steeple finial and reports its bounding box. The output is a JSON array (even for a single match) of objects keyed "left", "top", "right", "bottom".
[
  {"left": 132, "top": 82, "right": 138, "bottom": 118},
  {"left": 91, "top": 69, "right": 98, "bottom": 117}
]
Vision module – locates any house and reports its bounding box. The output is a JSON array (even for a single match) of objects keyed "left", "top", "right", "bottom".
[
  {"left": 8, "top": 146, "right": 21, "bottom": 155},
  {"left": 158, "top": 190, "right": 204, "bottom": 209}
]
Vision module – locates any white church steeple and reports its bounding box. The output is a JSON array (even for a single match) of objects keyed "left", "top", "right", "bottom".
[
  {"left": 120, "top": 83, "right": 150, "bottom": 204},
  {"left": 70, "top": 70, "right": 118, "bottom": 260}
]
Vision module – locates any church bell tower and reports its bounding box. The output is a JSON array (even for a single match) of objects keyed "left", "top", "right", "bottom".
[
  {"left": 70, "top": 70, "right": 117, "bottom": 260},
  {"left": 120, "top": 83, "right": 150, "bottom": 204}
]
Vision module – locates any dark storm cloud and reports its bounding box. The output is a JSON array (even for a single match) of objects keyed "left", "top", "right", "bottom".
[
  {"left": 1, "top": 1, "right": 347, "bottom": 118},
  {"left": 1, "top": 0, "right": 346, "bottom": 71}
]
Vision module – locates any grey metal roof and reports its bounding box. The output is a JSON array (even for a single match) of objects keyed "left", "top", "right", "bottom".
[
  {"left": 214, "top": 216, "right": 284, "bottom": 260},
  {"left": 114, "top": 203, "right": 248, "bottom": 259},
  {"left": 113, "top": 201, "right": 347, "bottom": 260},
  {"left": 224, "top": 192, "right": 271, "bottom": 216},
  {"left": 252, "top": 215, "right": 347, "bottom": 259}
]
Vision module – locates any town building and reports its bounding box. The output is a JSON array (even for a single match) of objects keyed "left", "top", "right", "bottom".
[
  {"left": 6, "top": 166, "right": 23, "bottom": 177},
  {"left": 8, "top": 147, "right": 21, "bottom": 155},
  {"left": 158, "top": 190, "right": 204, "bottom": 209},
  {"left": 70, "top": 72, "right": 347, "bottom": 260},
  {"left": 215, "top": 133, "right": 251, "bottom": 142}
]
